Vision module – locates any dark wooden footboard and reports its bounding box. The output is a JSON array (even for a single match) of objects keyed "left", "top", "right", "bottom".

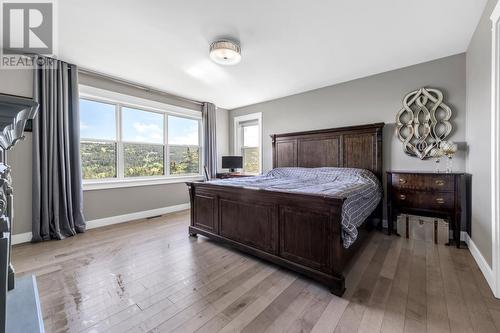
[{"left": 187, "top": 181, "right": 365, "bottom": 295}]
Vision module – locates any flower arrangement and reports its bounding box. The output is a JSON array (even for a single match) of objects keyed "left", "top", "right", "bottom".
[{"left": 439, "top": 140, "right": 458, "bottom": 173}]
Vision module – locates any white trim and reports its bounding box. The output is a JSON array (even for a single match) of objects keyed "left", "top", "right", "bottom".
[
  {"left": 116, "top": 101, "right": 124, "bottom": 178},
  {"left": 83, "top": 175, "right": 203, "bottom": 191},
  {"left": 233, "top": 112, "right": 263, "bottom": 174},
  {"left": 491, "top": 2, "right": 500, "bottom": 299},
  {"left": 11, "top": 232, "right": 33, "bottom": 245},
  {"left": 86, "top": 203, "right": 190, "bottom": 229},
  {"left": 464, "top": 232, "right": 496, "bottom": 293},
  {"left": 11, "top": 203, "right": 191, "bottom": 244}
]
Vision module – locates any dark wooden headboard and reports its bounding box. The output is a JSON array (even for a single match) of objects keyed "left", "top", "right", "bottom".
[{"left": 271, "top": 122, "right": 384, "bottom": 180}]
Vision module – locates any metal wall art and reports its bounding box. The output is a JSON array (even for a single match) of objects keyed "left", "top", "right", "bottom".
[{"left": 395, "top": 87, "right": 453, "bottom": 160}]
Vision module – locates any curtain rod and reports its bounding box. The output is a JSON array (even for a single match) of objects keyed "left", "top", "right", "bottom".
[{"left": 77, "top": 67, "right": 203, "bottom": 106}]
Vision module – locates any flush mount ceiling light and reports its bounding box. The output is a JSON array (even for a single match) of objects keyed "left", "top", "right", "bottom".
[{"left": 209, "top": 40, "right": 241, "bottom": 65}]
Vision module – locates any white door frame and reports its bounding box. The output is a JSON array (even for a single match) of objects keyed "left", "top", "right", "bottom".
[{"left": 491, "top": 1, "right": 500, "bottom": 299}]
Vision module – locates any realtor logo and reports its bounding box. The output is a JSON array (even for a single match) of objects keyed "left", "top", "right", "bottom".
[{"left": 2, "top": 2, "right": 53, "bottom": 55}]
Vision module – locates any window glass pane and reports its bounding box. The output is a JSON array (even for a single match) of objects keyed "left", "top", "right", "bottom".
[
  {"left": 122, "top": 107, "right": 164, "bottom": 144},
  {"left": 242, "top": 147, "right": 259, "bottom": 174},
  {"left": 81, "top": 141, "right": 116, "bottom": 179},
  {"left": 169, "top": 146, "right": 199, "bottom": 175},
  {"left": 243, "top": 124, "right": 259, "bottom": 147},
  {"left": 80, "top": 99, "right": 116, "bottom": 140},
  {"left": 168, "top": 116, "right": 199, "bottom": 145},
  {"left": 124, "top": 143, "right": 164, "bottom": 177}
]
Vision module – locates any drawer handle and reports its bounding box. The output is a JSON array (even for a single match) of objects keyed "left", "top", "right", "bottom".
[
  {"left": 436, "top": 198, "right": 445, "bottom": 204},
  {"left": 435, "top": 179, "right": 445, "bottom": 186},
  {"left": 399, "top": 194, "right": 406, "bottom": 200},
  {"left": 399, "top": 178, "right": 407, "bottom": 184}
]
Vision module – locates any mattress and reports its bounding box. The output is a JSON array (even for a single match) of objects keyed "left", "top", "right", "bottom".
[{"left": 208, "top": 167, "right": 382, "bottom": 248}]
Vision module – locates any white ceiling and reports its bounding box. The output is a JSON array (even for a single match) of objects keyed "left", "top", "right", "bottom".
[{"left": 58, "top": 0, "right": 487, "bottom": 109}]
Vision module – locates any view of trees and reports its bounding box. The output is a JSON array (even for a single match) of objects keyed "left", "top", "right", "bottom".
[
  {"left": 243, "top": 147, "right": 259, "bottom": 174},
  {"left": 170, "top": 146, "right": 199, "bottom": 175},
  {"left": 81, "top": 141, "right": 116, "bottom": 179},
  {"left": 81, "top": 142, "right": 199, "bottom": 179},
  {"left": 124, "top": 144, "right": 164, "bottom": 177}
]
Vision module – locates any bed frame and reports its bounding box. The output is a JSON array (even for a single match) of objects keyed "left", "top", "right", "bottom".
[{"left": 186, "top": 122, "right": 384, "bottom": 295}]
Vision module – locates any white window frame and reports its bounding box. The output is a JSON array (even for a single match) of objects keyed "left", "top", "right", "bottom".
[
  {"left": 167, "top": 115, "right": 204, "bottom": 177},
  {"left": 80, "top": 85, "right": 203, "bottom": 190},
  {"left": 233, "top": 112, "right": 262, "bottom": 174}
]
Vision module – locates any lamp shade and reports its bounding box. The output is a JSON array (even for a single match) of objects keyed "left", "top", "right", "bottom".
[{"left": 209, "top": 40, "right": 241, "bottom": 65}]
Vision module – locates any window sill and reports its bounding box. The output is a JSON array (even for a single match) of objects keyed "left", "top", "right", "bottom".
[{"left": 83, "top": 175, "right": 204, "bottom": 191}]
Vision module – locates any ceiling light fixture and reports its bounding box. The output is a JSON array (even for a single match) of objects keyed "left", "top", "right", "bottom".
[{"left": 209, "top": 40, "right": 241, "bottom": 65}]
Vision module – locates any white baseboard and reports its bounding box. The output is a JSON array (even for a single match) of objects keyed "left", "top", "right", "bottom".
[
  {"left": 11, "top": 203, "right": 190, "bottom": 245},
  {"left": 86, "top": 203, "right": 190, "bottom": 230},
  {"left": 462, "top": 231, "right": 496, "bottom": 295},
  {"left": 11, "top": 232, "right": 33, "bottom": 245}
]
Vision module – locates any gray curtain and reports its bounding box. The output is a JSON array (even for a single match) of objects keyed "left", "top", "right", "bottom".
[
  {"left": 202, "top": 102, "right": 217, "bottom": 179},
  {"left": 32, "top": 56, "right": 85, "bottom": 241}
]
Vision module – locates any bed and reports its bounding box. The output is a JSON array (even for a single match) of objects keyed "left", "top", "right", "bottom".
[{"left": 186, "top": 122, "right": 384, "bottom": 295}]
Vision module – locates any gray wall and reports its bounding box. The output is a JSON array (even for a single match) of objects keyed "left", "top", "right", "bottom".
[
  {"left": 83, "top": 183, "right": 190, "bottom": 221},
  {"left": 466, "top": 0, "right": 498, "bottom": 267},
  {"left": 231, "top": 54, "right": 467, "bottom": 175},
  {"left": 0, "top": 70, "right": 32, "bottom": 98},
  {"left": 1, "top": 70, "right": 229, "bottom": 234}
]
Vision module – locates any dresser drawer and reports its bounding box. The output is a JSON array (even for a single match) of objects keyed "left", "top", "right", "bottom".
[
  {"left": 393, "top": 190, "right": 454, "bottom": 211},
  {"left": 391, "top": 174, "right": 454, "bottom": 192}
]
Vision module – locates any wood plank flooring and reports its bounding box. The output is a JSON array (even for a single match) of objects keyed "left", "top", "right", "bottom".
[{"left": 11, "top": 210, "right": 500, "bottom": 333}]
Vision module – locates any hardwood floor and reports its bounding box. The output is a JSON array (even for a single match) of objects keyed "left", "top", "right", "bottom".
[{"left": 11, "top": 210, "right": 500, "bottom": 333}]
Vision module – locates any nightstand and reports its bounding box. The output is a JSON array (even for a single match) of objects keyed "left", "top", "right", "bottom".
[
  {"left": 215, "top": 172, "right": 254, "bottom": 179},
  {"left": 386, "top": 171, "right": 470, "bottom": 248}
]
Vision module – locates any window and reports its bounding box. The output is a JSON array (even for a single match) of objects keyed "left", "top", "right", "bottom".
[
  {"left": 80, "top": 99, "right": 117, "bottom": 179},
  {"left": 79, "top": 92, "right": 202, "bottom": 186},
  {"left": 168, "top": 116, "right": 200, "bottom": 175},
  {"left": 122, "top": 107, "right": 164, "bottom": 177},
  {"left": 241, "top": 123, "right": 259, "bottom": 173},
  {"left": 234, "top": 113, "right": 262, "bottom": 174}
]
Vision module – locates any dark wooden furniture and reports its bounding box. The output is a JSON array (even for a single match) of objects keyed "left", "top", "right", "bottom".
[
  {"left": 187, "top": 123, "right": 384, "bottom": 295},
  {"left": 215, "top": 172, "right": 253, "bottom": 179},
  {"left": 386, "top": 171, "right": 469, "bottom": 248}
]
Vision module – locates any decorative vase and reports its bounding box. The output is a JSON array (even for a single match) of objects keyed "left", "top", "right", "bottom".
[
  {"left": 446, "top": 156, "right": 453, "bottom": 173},
  {"left": 435, "top": 158, "right": 441, "bottom": 173},
  {"left": 430, "top": 147, "right": 445, "bottom": 173},
  {"left": 440, "top": 141, "right": 458, "bottom": 173}
]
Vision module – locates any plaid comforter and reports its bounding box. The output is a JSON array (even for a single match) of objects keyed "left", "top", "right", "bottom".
[{"left": 209, "top": 167, "right": 382, "bottom": 248}]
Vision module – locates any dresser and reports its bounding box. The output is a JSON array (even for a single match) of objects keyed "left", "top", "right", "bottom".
[{"left": 386, "top": 171, "right": 469, "bottom": 248}]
